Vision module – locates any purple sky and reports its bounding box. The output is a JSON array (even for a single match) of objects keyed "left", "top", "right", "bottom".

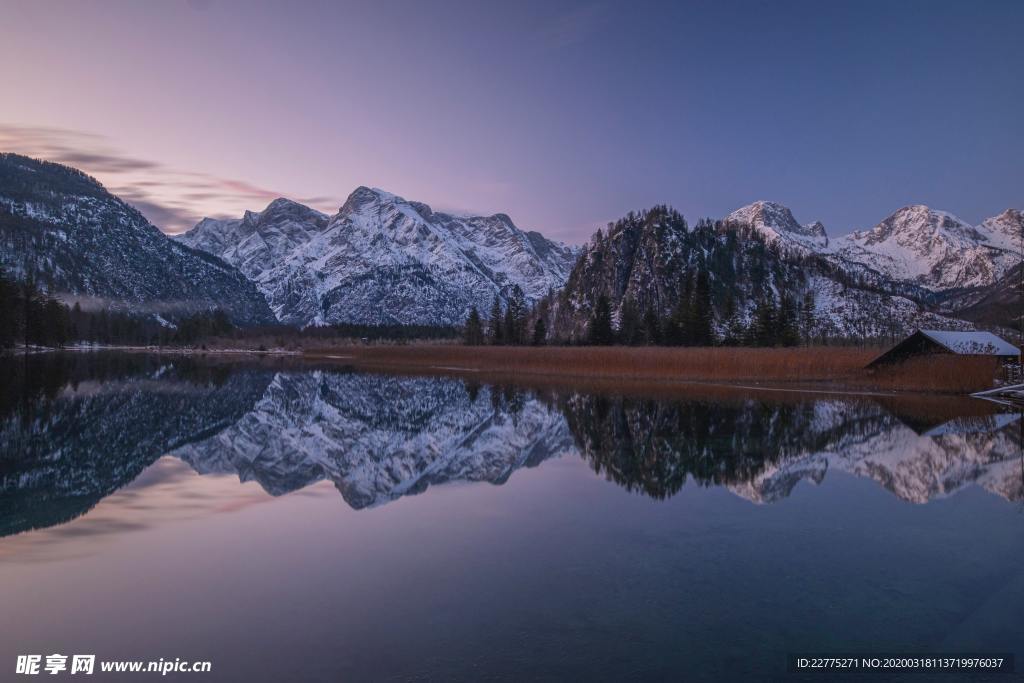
[{"left": 1, "top": 0, "right": 1021, "bottom": 243}]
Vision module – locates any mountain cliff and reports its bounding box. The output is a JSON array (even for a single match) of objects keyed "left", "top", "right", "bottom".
[
  {"left": 724, "top": 200, "right": 829, "bottom": 251},
  {"left": 177, "top": 187, "right": 579, "bottom": 326},
  {"left": 541, "top": 205, "right": 967, "bottom": 342},
  {"left": 829, "top": 205, "right": 1020, "bottom": 292},
  {"left": 0, "top": 154, "right": 274, "bottom": 324}
]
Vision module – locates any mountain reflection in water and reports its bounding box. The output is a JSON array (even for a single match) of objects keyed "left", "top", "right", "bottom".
[{"left": 1, "top": 353, "right": 1021, "bottom": 538}]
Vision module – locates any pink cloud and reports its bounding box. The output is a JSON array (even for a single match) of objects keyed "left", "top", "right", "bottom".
[{"left": 0, "top": 124, "right": 343, "bottom": 234}]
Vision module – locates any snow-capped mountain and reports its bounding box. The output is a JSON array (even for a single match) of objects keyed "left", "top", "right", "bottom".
[
  {"left": 725, "top": 200, "right": 829, "bottom": 250},
  {"left": 541, "top": 205, "right": 968, "bottom": 342},
  {"left": 830, "top": 205, "right": 1020, "bottom": 292},
  {"left": 978, "top": 208, "right": 1024, "bottom": 253},
  {"left": 181, "top": 198, "right": 330, "bottom": 279},
  {"left": 172, "top": 371, "right": 576, "bottom": 509},
  {"left": 0, "top": 154, "right": 275, "bottom": 324},
  {"left": 948, "top": 262, "right": 1024, "bottom": 329},
  {"left": 177, "top": 187, "right": 579, "bottom": 326}
]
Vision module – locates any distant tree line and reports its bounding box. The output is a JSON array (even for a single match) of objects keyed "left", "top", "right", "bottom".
[
  {"left": 462, "top": 273, "right": 818, "bottom": 348},
  {"left": 464, "top": 285, "right": 549, "bottom": 346},
  {"left": 321, "top": 322, "right": 461, "bottom": 342},
  {"left": 0, "top": 268, "right": 236, "bottom": 350},
  {"left": 582, "top": 279, "right": 812, "bottom": 347}
]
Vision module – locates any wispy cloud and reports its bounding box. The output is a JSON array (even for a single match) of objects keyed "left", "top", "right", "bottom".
[{"left": 0, "top": 124, "right": 343, "bottom": 234}]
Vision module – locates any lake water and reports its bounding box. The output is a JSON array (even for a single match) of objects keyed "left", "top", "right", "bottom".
[{"left": 1, "top": 353, "right": 1022, "bottom": 681}]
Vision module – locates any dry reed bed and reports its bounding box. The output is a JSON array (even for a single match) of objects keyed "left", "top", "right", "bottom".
[{"left": 303, "top": 346, "right": 1002, "bottom": 394}]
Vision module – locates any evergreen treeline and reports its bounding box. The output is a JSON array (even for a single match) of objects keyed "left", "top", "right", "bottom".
[
  {"left": 323, "top": 322, "right": 461, "bottom": 342},
  {"left": 579, "top": 282, "right": 811, "bottom": 347},
  {"left": 463, "top": 205, "right": 831, "bottom": 347},
  {"left": 462, "top": 276, "right": 816, "bottom": 347},
  {"left": 463, "top": 285, "right": 549, "bottom": 346},
  {"left": 0, "top": 268, "right": 237, "bottom": 349}
]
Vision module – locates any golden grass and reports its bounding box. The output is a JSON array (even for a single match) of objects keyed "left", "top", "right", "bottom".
[{"left": 301, "top": 345, "right": 1001, "bottom": 394}]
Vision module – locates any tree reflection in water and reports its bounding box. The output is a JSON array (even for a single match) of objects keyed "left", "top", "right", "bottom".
[{"left": 1, "top": 354, "right": 1021, "bottom": 539}]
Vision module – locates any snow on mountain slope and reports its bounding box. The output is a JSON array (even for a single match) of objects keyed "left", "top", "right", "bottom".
[
  {"left": 172, "top": 372, "right": 576, "bottom": 509},
  {"left": 830, "top": 205, "right": 1019, "bottom": 291},
  {"left": 0, "top": 154, "right": 275, "bottom": 324},
  {"left": 806, "top": 274, "right": 971, "bottom": 339},
  {"left": 977, "top": 208, "right": 1023, "bottom": 254},
  {"left": 725, "top": 200, "right": 829, "bottom": 250},
  {"left": 544, "top": 204, "right": 968, "bottom": 342},
  {"left": 181, "top": 198, "right": 330, "bottom": 281},
  {"left": 177, "top": 187, "right": 579, "bottom": 326}
]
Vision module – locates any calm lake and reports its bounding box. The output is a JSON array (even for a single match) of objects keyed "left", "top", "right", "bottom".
[{"left": 1, "top": 353, "right": 1022, "bottom": 681}]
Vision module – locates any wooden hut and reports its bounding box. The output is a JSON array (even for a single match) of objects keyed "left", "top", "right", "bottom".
[{"left": 867, "top": 329, "right": 1020, "bottom": 368}]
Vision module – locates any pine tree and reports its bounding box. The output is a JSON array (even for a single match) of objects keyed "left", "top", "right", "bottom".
[
  {"left": 505, "top": 285, "right": 526, "bottom": 345},
  {"left": 800, "top": 290, "right": 816, "bottom": 345},
  {"left": 778, "top": 293, "right": 800, "bottom": 347},
  {"left": 488, "top": 296, "right": 504, "bottom": 345},
  {"left": 617, "top": 298, "right": 642, "bottom": 345},
  {"left": 723, "top": 291, "right": 736, "bottom": 322},
  {"left": 0, "top": 268, "right": 17, "bottom": 349},
  {"left": 642, "top": 307, "right": 661, "bottom": 345},
  {"left": 752, "top": 293, "right": 777, "bottom": 346},
  {"left": 666, "top": 272, "right": 694, "bottom": 346},
  {"left": 692, "top": 269, "right": 714, "bottom": 346},
  {"left": 464, "top": 307, "right": 484, "bottom": 345},
  {"left": 680, "top": 270, "right": 695, "bottom": 345},
  {"left": 502, "top": 305, "right": 515, "bottom": 346},
  {"left": 43, "top": 297, "right": 69, "bottom": 347},
  {"left": 531, "top": 317, "right": 547, "bottom": 346},
  {"left": 587, "top": 294, "right": 613, "bottom": 345},
  {"left": 21, "top": 280, "right": 43, "bottom": 347},
  {"left": 70, "top": 302, "right": 83, "bottom": 342}
]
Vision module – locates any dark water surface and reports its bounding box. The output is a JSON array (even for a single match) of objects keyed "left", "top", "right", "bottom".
[{"left": 1, "top": 353, "right": 1022, "bottom": 681}]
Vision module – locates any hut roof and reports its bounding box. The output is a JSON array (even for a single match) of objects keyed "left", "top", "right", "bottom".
[{"left": 917, "top": 330, "right": 1019, "bottom": 356}]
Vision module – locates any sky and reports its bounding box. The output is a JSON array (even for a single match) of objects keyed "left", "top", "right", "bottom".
[{"left": 0, "top": 0, "right": 1021, "bottom": 243}]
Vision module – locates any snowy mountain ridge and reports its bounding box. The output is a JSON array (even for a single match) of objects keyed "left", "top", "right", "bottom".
[
  {"left": 829, "top": 204, "right": 1021, "bottom": 291},
  {"left": 725, "top": 200, "right": 829, "bottom": 250},
  {"left": 0, "top": 154, "right": 275, "bottom": 324},
  {"left": 178, "top": 186, "right": 579, "bottom": 326}
]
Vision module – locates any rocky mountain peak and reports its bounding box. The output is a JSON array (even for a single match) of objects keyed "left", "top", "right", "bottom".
[
  {"left": 339, "top": 186, "right": 403, "bottom": 215},
  {"left": 867, "top": 205, "right": 978, "bottom": 245},
  {"left": 831, "top": 204, "right": 1015, "bottom": 292},
  {"left": 805, "top": 220, "right": 827, "bottom": 239},
  {"left": 254, "top": 197, "right": 329, "bottom": 228},
  {"left": 725, "top": 200, "right": 828, "bottom": 248},
  {"left": 179, "top": 186, "right": 578, "bottom": 326},
  {"left": 978, "top": 208, "right": 1023, "bottom": 251}
]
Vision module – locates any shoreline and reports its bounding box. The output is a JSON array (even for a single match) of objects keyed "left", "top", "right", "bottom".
[
  {"left": 299, "top": 344, "right": 1002, "bottom": 396},
  {"left": 3, "top": 343, "right": 1007, "bottom": 397}
]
